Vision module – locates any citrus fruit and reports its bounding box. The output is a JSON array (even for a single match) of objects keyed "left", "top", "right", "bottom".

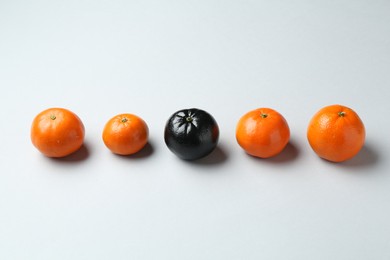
[
  {"left": 236, "top": 108, "right": 290, "bottom": 158},
  {"left": 102, "top": 113, "right": 149, "bottom": 155},
  {"left": 31, "top": 108, "right": 85, "bottom": 158},
  {"left": 164, "top": 108, "right": 219, "bottom": 160},
  {"left": 307, "top": 104, "right": 365, "bottom": 162}
]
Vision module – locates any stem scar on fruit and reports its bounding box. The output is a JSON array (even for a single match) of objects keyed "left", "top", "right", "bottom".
[
  {"left": 261, "top": 113, "right": 268, "bottom": 118},
  {"left": 50, "top": 115, "right": 56, "bottom": 120},
  {"left": 338, "top": 111, "right": 346, "bottom": 117},
  {"left": 121, "top": 117, "right": 128, "bottom": 123}
]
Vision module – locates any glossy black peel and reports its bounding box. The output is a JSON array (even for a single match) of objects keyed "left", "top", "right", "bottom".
[{"left": 164, "top": 108, "right": 219, "bottom": 160}]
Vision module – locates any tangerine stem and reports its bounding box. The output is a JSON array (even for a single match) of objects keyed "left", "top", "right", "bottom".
[
  {"left": 121, "top": 117, "right": 128, "bottom": 123},
  {"left": 50, "top": 115, "right": 56, "bottom": 120},
  {"left": 186, "top": 117, "right": 193, "bottom": 122},
  {"left": 261, "top": 113, "right": 268, "bottom": 118},
  {"left": 338, "top": 111, "right": 346, "bottom": 117}
]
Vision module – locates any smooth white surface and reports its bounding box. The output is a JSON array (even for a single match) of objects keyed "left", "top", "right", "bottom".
[{"left": 1, "top": 0, "right": 390, "bottom": 259}]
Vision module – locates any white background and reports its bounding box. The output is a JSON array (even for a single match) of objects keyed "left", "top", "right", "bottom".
[{"left": 1, "top": 0, "right": 389, "bottom": 259}]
